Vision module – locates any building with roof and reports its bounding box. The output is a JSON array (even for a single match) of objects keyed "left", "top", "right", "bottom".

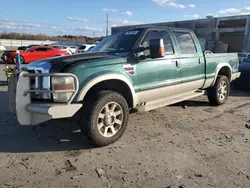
[{"left": 111, "top": 15, "right": 250, "bottom": 53}]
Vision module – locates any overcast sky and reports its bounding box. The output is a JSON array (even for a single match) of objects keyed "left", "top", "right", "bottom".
[{"left": 1, "top": 0, "right": 250, "bottom": 36}]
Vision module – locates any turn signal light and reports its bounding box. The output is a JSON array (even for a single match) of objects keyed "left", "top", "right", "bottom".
[
  {"left": 159, "top": 47, "right": 165, "bottom": 56},
  {"left": 53, "top": 83, "right": 74, "bottom": 90}
]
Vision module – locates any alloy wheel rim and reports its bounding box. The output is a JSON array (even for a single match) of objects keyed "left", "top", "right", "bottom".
[
  {"left": 97, "top": 102, "right": 124, "bottom": 138},
  {"left": 218, "top": 80, "right": 227, "bottom": 101}
]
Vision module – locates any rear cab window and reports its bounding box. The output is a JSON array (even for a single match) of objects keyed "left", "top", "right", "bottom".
[{"left": 174, "top": 32, "right": 197, "bottom": 54}]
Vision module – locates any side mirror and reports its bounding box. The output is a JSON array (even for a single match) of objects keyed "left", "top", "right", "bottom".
[
  {"left": 134, "top": 46, "right": 145, "bottom": 53},
  {"left": 149, "top": 38, "right": 165, "bottom": 59}
]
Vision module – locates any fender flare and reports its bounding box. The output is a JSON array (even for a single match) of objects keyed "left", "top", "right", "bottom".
[
  {"left": 76, "top": 74, "right": 138, "bottom": 107},
  {"left": 211, "top": 63, "right": 232, "bottom": 86}
]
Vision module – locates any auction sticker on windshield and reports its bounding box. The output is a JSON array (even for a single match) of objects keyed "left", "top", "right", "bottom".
[{"left": 125, "top": 31, "right": 139, "bottom": 35}]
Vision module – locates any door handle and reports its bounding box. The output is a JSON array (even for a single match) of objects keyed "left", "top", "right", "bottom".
[{"left": 172, "top": 60, "right": 179, "bottom": 68}]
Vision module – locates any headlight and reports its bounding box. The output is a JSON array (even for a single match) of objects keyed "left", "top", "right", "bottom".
[{"left": 52, "top": 76, "right": 75, "bottom": 102}]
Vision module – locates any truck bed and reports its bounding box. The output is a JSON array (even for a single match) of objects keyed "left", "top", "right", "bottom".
[
  {"left": 204, "top": 53, "right": 238, "bottom": 59},
  {"left": 204, "top": 53, "right": 239, "bottom": 79}
]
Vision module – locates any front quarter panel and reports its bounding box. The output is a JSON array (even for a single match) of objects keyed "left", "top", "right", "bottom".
[{"left": 70, "top": 63, "right": 137, "bottom": 106}]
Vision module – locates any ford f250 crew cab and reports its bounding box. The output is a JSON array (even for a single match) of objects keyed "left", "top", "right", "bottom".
[{"left": 9, "top": 26, "right": 241, "bottom": 147}]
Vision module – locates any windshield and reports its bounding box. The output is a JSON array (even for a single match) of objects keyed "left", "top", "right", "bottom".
[{"left": 91, "top": 29, "right": 143, "bottom": 53}]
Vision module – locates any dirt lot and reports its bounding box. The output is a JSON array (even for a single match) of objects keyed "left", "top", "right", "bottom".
[{"left": 0, "top": 68, "right": 250, "bottom": 188}]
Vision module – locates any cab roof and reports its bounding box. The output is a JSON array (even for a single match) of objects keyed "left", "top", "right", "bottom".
[{"left": 122, "top": 25, "right": 193, "bottom": 33}]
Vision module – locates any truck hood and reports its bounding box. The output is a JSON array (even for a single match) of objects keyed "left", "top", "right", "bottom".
[{"left": 25, "top": 51, "right": 128, "bottom": 72}]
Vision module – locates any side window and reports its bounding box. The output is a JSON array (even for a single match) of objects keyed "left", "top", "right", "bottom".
[
  {"left": 174, "top": 32, "right": 197, "bottom": 54},
  {"left": 141, "top": 31, "right": 174, "bottom": 57},
  {"left": 35, "top": 48, "right": 48, "bottom": 52}
]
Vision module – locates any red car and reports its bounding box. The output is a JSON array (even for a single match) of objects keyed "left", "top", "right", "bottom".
[{"left": 1, "top": 46, "right": 68, "bottom": 64}]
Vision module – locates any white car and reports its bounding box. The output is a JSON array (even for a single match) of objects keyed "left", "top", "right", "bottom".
[
  {"left": 68, "top": 45, "right": 79, "bottom": 54},
  {"left": 52, "top": 45, "right": 78, "bottom": 55},
  {"left": 0, "top": 45, "right": 6, "bottom": 51},
  {"left": 76, "top": 44, "right": 96, "bottom": 54}
]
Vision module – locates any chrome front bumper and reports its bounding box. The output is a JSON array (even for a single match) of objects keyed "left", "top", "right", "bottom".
[{"left": 9, "top": 71, "right": 82, "bottom": 125}]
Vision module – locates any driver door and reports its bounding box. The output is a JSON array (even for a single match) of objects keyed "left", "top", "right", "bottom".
[{"left": 134, "top": 29, "right": 180, "bottom": 102}]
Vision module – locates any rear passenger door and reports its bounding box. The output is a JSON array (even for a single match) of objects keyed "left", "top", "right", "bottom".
[{"left": 173, "top": 31, "right": 205, "bottom": 90}]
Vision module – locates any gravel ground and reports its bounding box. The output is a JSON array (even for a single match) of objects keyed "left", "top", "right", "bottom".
[{"left": 0, "top": 65, "right": 249, "bottom": 188}]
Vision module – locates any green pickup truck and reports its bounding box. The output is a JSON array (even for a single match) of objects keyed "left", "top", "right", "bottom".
[{"left": 9, "top": 26, "right": 241, "bottom": 146}]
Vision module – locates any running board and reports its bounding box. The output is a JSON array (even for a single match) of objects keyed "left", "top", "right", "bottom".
[{"left": 136, "top": 90, "right": 205, "bottom": 112}]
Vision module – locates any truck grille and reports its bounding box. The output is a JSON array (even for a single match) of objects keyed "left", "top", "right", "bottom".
[{"left": 27, "top": 70, "right": 52, "bottom": 102}]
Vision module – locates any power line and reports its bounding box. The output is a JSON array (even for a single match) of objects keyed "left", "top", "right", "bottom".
[{"left": 106, "top": 13, "right": 109, "bottom": 36}]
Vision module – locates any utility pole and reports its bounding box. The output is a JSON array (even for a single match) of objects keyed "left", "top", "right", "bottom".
[{"left": 106, "top": 13, "right": 109, "bottom": 36}]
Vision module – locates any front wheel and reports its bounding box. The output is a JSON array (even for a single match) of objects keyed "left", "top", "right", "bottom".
[
  {"left": 78, "top": 91, "right": 129, "bottom": 147},
  {"left": 13, "top": 55, "right": 25, "bottom": 64},
  {"left": 207, "top": 75, "right": 230, "bottom": 106}
]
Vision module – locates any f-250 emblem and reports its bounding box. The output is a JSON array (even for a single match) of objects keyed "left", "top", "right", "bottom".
[{"left": 123, "top": 64, "right": 136, "bottom": 76}]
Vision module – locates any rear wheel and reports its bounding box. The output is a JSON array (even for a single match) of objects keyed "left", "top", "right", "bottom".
[
  {"left": 207, "top": 76, "right": 230, "bottom": 106},
  {"left": 78, "top": 91, "right": 129, "bottom": 147}
]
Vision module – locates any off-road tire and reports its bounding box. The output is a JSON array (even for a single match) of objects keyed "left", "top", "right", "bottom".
[
  {"left": 207, "top": 75, "right": 230, "bottom": 106},
  {"left": 78, "top": 90, "right": 129, "bottom": 147}
]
